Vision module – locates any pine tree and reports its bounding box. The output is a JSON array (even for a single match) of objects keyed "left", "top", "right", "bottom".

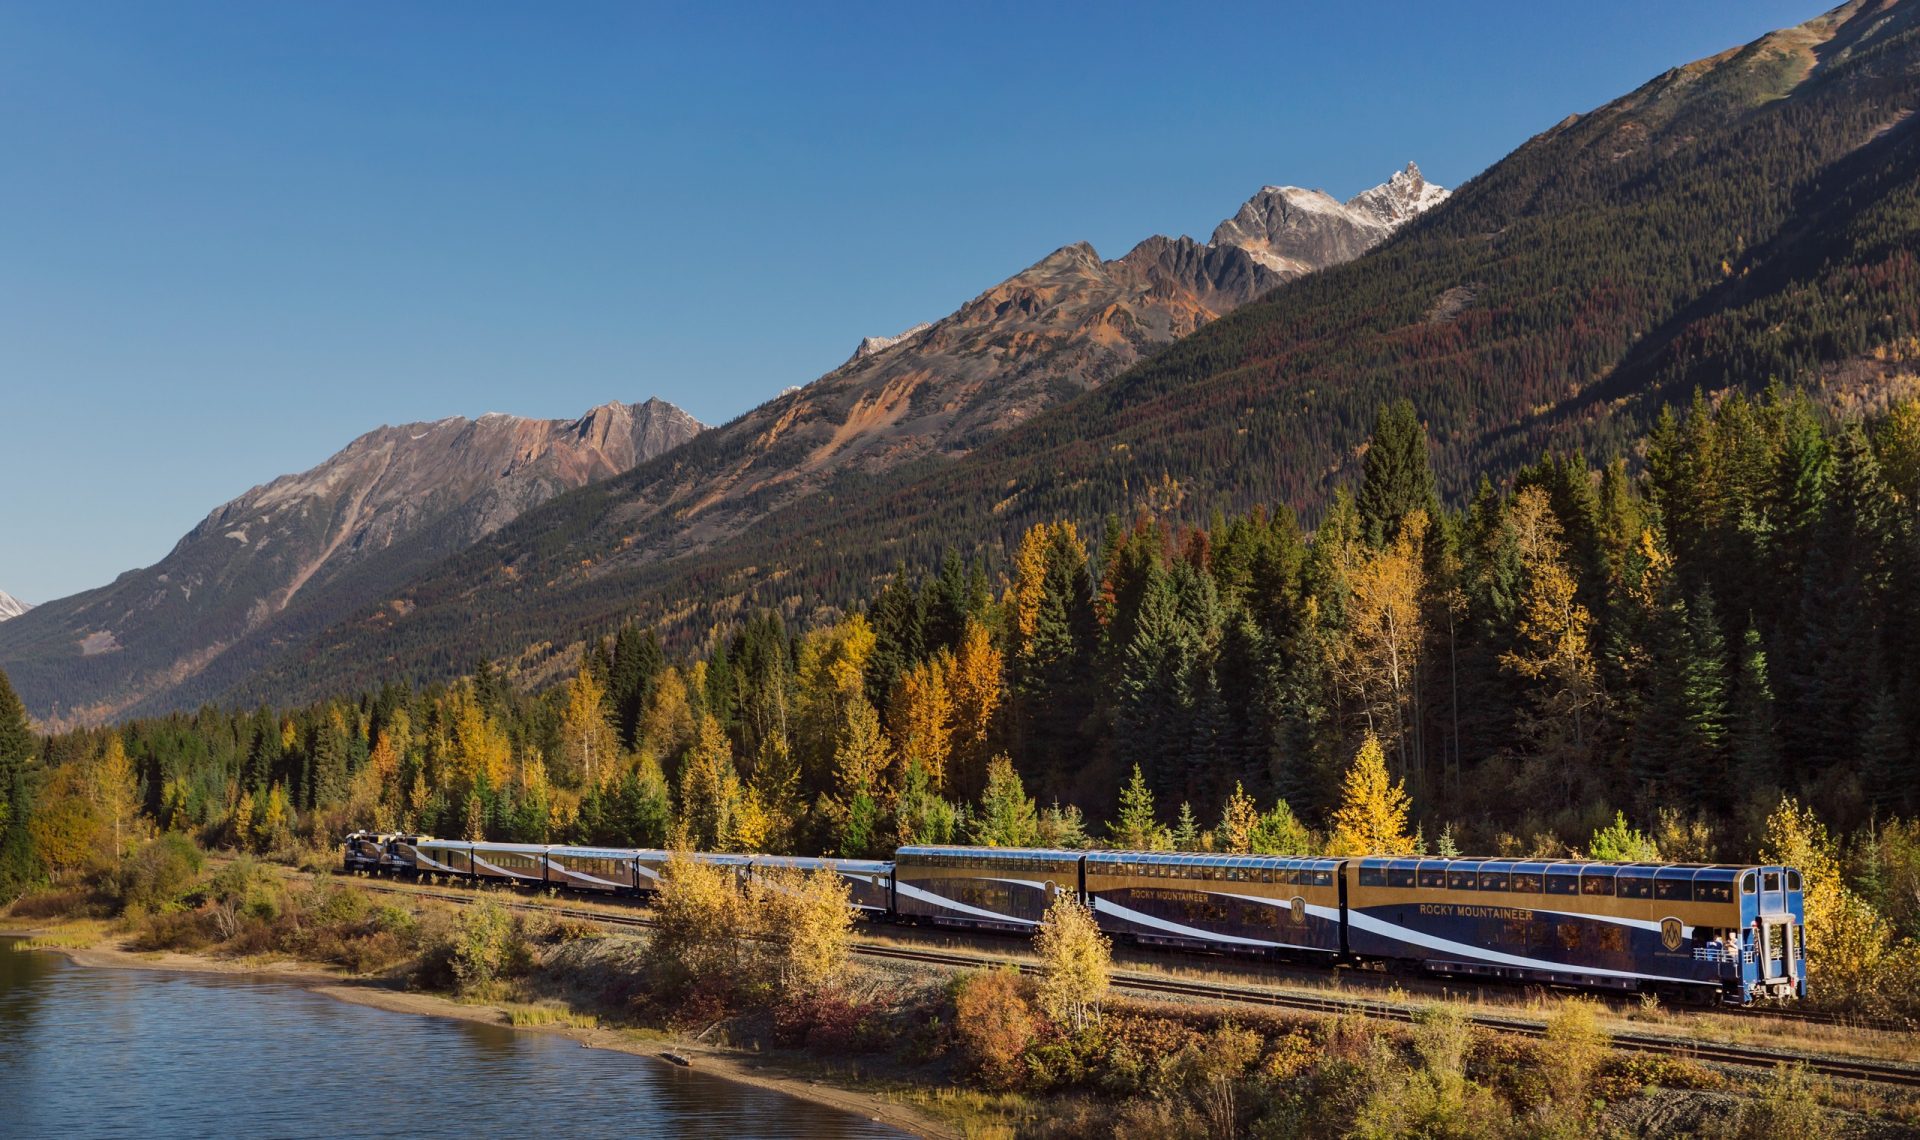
[
  {"left": 606, "top": 625, "right": 664, "bottom": 752},
  {"left": 1106, "top": 764, "right": 1169, "bottom": 850},
  {"left": 1172, "top": 802, "right": 1201, "bottom": 851},
  {"left": 1328, "top": 733, "right": 1415, "bottom": 856},
  {"left": 0, "top": 668, "right": 31, "bottom": 853},
  {"left": 1729, "top": 623, "right": 1783, "bottom": 790},
  {"left": 970, "top": 755, "right": 1039, "bottom": 848},
  {"left": 1357, "top": 399, "right": 1438, "bottom": 549}
]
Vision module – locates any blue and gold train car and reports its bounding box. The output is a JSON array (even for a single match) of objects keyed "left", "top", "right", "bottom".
[
  {"left": 892, "top": 845, "right": 1082, "bottom": 931},
  {"left": 1342, "top": 857, "right": 1807, "bottom": 1003},
  {"left": 1083, "top": 851, "right": 1344, "bottom": 958},
  {"left": 749, "top": 855, "right": 895, "bottom": 915}
]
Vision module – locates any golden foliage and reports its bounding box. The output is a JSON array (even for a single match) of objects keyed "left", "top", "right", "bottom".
[
  {"left": 753, "top": 865, "right": 856, "bottom": 993},
  {"left": 678, "top": 714, "right": 743, "bottom": 851},
  {"left": 887, "top": 650, "right": 955, "bottom": 793},
  {"left": 558, "top": 663, "right": 618, "bottom": 789},
  {"left": 946, "top": 618, "right": 1005, "bottom": 794},
  {"left": 1328, "top": 732, "right": 1415, "bottom": 856},
  {"left": 1034, "top": 893, "right": 1110, "bottom": 1032}
]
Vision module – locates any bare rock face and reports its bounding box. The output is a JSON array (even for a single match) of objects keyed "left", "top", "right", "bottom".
[
  {"left": 1212, "top": 163, "right": 1450, "bottom": 274},
  {"left": 0, "top": 589, "right": 29, "bottom": 623},
  {"left": 0, "top": 399, "right": 701, "bottom": 724}
]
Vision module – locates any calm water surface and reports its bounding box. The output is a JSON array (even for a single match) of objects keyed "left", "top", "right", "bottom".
[{"left": 0, "top": 937, "right": 909, "bottom": 1140}]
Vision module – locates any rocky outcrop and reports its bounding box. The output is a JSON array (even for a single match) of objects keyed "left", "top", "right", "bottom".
[{"left": 1211, "top": 162, "right": 1449, "bottom": 275}]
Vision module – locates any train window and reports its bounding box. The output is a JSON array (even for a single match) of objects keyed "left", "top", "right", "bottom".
[
  {"left": 1359, "top": 867, "right": 1389, "bottom": 887},
  {"left": 1581, "top": 873, "right": 1615, "bottom": 897},
  {"left": 1618, "top": 875, "right": 1652, "bottom": 899},
  {"left": 1388, "top": 867, "right": 1417, "bottom": 888},
  {"left": 1447, "top": 869, "right": 1477, "bottom": 891},
  {"left": 1764, "top": 872, "right": 1781, "bottom": 893},
  {"left": 1741, "top": 873, "right": 1757, "bottom": 895},
  {"left": 1545, "top": 872, "right": 1580, "bottom": 895},
  {"left": 1260, "top": 868, "right": 1274, "bottom": 884},
  {"left": 1786, "top": 870, "right": 1802, "bottom": 892},
  {"left": 1655, "top": 879, "right": 1692, "bottom": 902},
  {"left": 1510, "top": 873, "right": 1542, "bottom": 893},
  {"left": 1418, "top": 868, "right": 1448, "bottom": 889},
  {"left": 1478, "top": 871, "right": 1509, "bottom": 891},
  {"left": 1314, "top": 870, "right": 1334, "bottom": 887}
]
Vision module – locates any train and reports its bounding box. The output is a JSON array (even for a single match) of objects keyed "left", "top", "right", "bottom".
[{"left": 343, "top": 832, "right": 1809, "bottom": 1005}]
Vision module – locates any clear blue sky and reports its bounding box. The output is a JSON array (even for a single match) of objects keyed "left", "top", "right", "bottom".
[{"left": 0, "top": 1, "right": 1825, "bottom": 604}]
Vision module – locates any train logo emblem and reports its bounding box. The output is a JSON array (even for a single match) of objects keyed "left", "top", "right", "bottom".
[
  {"left": 1660, "top": 917, "right": 1684, "bottom": 951},
  {"left": 1289, "top": 896, "right": 1307, "bottom": 924}
]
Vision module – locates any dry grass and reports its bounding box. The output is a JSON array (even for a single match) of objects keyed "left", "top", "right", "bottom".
[
  {"left": 14, "top": 918, "right": 113, "bottom": 951},
  {"left": 504, "top": 1002, "right": 600, "bottom": 1029}
]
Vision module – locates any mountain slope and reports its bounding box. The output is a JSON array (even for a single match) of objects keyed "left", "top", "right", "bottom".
[
  {"left": 0, "top": 590, "right": 29, "bottom": 623},
  {"left": 229, "top": 0, "right": 1920, "bottom": 707},
  {"left": 0, "top": 399, "right": 701, "bottom": 724}
]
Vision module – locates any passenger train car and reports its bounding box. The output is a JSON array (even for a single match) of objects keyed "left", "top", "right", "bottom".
[{"left": 345, "top": 831, "right": 1807, "bottom": 1005}]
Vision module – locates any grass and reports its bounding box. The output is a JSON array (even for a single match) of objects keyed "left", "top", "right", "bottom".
[
  {"left": 504, "top": 1003, "right": 600, "bottom": 1029},
  {"left": 14, "top": 918, "right": 113, "bottom": 951}
]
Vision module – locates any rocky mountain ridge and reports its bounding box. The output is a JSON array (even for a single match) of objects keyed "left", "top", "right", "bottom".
[
  {"left": 0, "top": 590, "right": 29, "bottom": 623},
  {"left": 0, "top": 398, "right": 701, "bottom": 724}
]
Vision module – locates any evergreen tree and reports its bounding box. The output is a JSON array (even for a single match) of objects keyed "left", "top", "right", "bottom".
[
  {"left": 606, "top": 625, "right": 664, "bottom": 752},
  {"left": 969, "top": 755, "right": 1039, "bottom": 848},
  {"left": 1729, "top": 624, "right": 1783, "bottom": 790},
  {"left": 1106, "top": 764, "right": 1169, "bottom": 850},
  {"left": 1357, "top": 399, "right": 1438, "bottom": 548},
  {"left": 1171, "top": 802, "right": 1201, "bottom": 852}
]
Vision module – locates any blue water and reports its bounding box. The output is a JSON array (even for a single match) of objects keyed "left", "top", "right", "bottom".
[{"left": 0, "top": 938, "right": 909, "bottom": 1139}]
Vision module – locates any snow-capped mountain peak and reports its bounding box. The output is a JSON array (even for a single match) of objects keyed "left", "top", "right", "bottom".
[
  {"left": 0, "top": 588, "right": 31, "bottom": 623},
  {"left": 1346, "top": 162, "right": 1450, "bottom": 228}
]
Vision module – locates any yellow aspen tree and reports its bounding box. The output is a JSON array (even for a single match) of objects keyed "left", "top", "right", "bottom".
[
  {"left": 833, "top": 695, "right": 892, "bottom": 797},
  {"left": 1328, "top": 732, "right": 1416, "bottom": 856},
  {"left": 793, "top": 616, "right": 878, "bottom": 788},
  {"left": 888, "top": 650, "right": 955, "bottom": 793},
  {"left": 232, "top": 786, "right": 256, "bottom": 850},
  {"left": 1341, "top": 510, "right": 1428, "bottom": 779},
  {"left": 559, "top": 663, "right": 619, "bottom": 789},
  {"left": 1219, "top": 781, "right": 1260, "bottom": 854},
  {"left": 639, "top": 665, "right": 696, "bottom": 762},
  {"left": 1501, "top": 488, "right": 1602, "bottom": 757},
  {"left": 261, "top": 783, "right": 293, "bottom": 849},
  {"left": 93, "top": 735, "right": 140, "bottom": 860},
  {"left": 754, "top": 866, "right": 856, "bottom": 994},
  {"left": 1035, "top": 894, "right": 1111, "bottom": 1032},
  {"left": 946, "top": 618, "right": 1005, "bottom": 795}
]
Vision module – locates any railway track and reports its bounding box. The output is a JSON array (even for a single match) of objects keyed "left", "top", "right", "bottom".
[{"left": 340, "top": 873, "right": 1920, "bottom": 1089}]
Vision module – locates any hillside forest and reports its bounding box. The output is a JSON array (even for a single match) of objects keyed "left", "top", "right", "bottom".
[{"left": 3, "top": 387, "right": 1920, "bottom": 1011}]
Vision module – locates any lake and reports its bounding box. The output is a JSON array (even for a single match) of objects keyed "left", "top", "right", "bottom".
[{"left": 0, "top": 937, "right": 910, "bottom": 1139}]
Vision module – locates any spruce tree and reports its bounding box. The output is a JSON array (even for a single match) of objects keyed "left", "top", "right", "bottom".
[
  {"left": 1729, "top": 624, "right": 1783, "bottom": 790},
  {"left": 1357, "top": 399, "right": 1438, "bottom": 549}
]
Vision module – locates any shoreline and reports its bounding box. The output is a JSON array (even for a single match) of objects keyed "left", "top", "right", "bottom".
[{"left": 4, "top": 931, "right": 955, "bottom": 1140}]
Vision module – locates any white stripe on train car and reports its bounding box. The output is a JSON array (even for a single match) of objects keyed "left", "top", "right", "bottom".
[
  {"left": 893, "top": 881, "right": 1038, "bottom": 925},
  {"left": 472, "top": 854, "right": 541, "bottom": 880},
  {"left": 1090, "top": 896, "right": 1322, "bottom": 950},
  {"left": 1345, "top": 910, "right": 1686, "bottom": 983},
  {"left": 540, "top": 857, "right": 623, "bottom": 888}
]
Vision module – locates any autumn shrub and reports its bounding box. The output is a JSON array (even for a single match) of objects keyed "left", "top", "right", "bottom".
[
  {"left": 752, "top": 865, "right": 855, "bottom": 995},
  {"left": 133, "top": 906, "right": 217, "bottom": 952},
  {"left": 105, "top": 833, "right": 204, "bottom": 915},
  {"left": 6, "top": 885, "right": 99, "bottom": 920},
  {"left": 446, "top": 898, "right": 520, "bottom": 995},
  {"left": 1350, "top": 1006, "right": 1507, "bottom": 1140},
  {"left": 1733, "top": 1064, "right": 1839, "bottom": 1140},
  {"left": 1592, "top": 1052, "right": 1723, "bottom": 1100},
  {"left": 771, "top": 987, "right": 886, "bottom": 1052},
  {"left": 1093, "top": 1012, "right": 1202, "bottom": 1097},
  {"left": 1529, "top": 997, "right": 1610, "bottom": 1136},
  {"left": 644, "top": 850, "right": 749, "bottom": 1003},
  {"left": 951, "top": 967, "right": 1036, "bottom": 1089}
]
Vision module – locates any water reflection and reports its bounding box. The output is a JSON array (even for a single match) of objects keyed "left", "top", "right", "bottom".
[{"left": 0, "top": 938, "right": 907, "bottom": 1139}]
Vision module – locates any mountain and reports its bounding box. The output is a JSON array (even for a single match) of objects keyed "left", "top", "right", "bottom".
[
  {"left": 0, "top": 163, "right": 1424, "bottom": 719},
  {"left": 1212, "top": 162, "right": 1448, "bottom": 274},
  {"left": 0, "top": 590, "right": 29, "bottom": 623},
  {"left": 0, "top": 399, "right": 701, "bottom": 725},
  {"left": 218, "top": 0, "right": 1920, "bottom": 710}
]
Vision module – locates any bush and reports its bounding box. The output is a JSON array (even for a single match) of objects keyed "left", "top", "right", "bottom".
[
  {"left": 1734, "top": 1064, "right": 1838, "bottom": 1140},
  {"left": 448, "top": 899, "right": 520, "bottom": 995},
  {"left": 771, "top": 988, "right": 886, "bottom": 1052},
  {"left": 107, "top": 834, "right": 204, "bottom": 914},
  {"left": 951, "top": 967, "right": 1036, "bottom": 1089}
]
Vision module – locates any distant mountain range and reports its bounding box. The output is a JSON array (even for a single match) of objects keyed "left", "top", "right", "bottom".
[
  {"left": 0, "top": 400, "right": 700, "bottom": 725},
  {"left": 211, "top": 0, "right": 1920, "bottom": 712},
  {"left": 0, "top": 164, "right": 1444, "bottom": 722},
  {"left": 0, "top": 590, "right": 30, "bottom": 623}
]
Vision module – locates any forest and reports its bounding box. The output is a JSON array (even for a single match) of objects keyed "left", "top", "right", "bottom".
[{"left": 3, "top": 387, "right": 1920, "bottom": 1010}]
